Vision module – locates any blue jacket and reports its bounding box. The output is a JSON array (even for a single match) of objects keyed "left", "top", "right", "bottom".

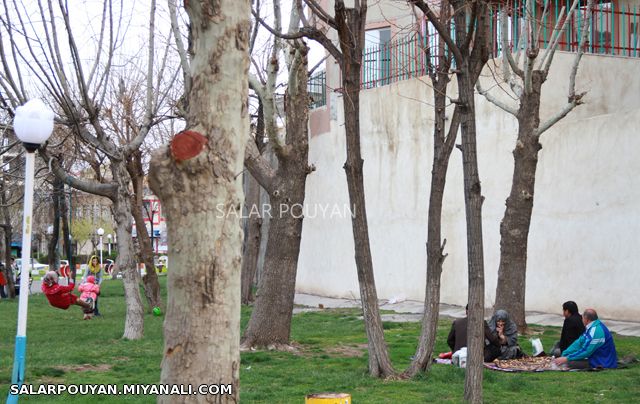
[{"left": 562, "top": 319, "right": 617, "bottom": 368}]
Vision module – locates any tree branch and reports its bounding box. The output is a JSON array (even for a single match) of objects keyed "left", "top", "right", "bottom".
[
  {"left": 500, "top": 9, "right": 524, "bottom": 79},
  {"left": 536, "top": 96, "right": 582, "bottom": 136},
  {"left": 463, "top": 0, "right": 479, "bottom": 51},
  {"left": 244, "top": 137, "right": 278, "bottom": 195},
  {"left": 252, "top": 8, "right": 306, "bottom": 40},
  {"left": 535, "top": 0, "right": 550, "bottom": 48},
  {"left": 39, "top": 147, "right": 116, "bottom": 199},
  {"left": 410, "top": 0, "right": 463, "bottom": 65},
  {"left": 300, "top": 26, "right": 343, "bottom": 65},
  {"left": 302, "top": 0, "right": 338, "bottom": 29},
  {"left": 568, "top": 0, "right": 595, "bottom": 98},
  {"left": 523, "top": 0, "right": 535, "bottom": 94},
  {"left": 537, "top": 0, "right": 594, "bottom": 135},
  {"left": 541, "top": 0, "right": 579, "bottom": 73},
  {"left": 123, "top": 0, "right": 157, "bottom": 157},
  {"left": 168, "top": 0, "right": 191, "bottom": 97},
  {"left": 476, "top": 81, "right": 518, "bottom": 117}
]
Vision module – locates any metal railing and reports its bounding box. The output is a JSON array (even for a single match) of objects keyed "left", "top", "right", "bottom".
[
  {"left": 308, "top": 70, "right": 327, "bottom": 108},
  {"left": 493, "top": 0, "right": 640, "bottom": 57},
  {"left": 358, "top": 0, "right": 639, "bottom": 90}
]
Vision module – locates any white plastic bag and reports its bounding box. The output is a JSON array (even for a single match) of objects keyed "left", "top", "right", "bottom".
[
  {"left": 530, "top": 338, "right": 544, "bottom": 356},
  {"left": 452, "top": 347, "right": 468, "bottom": 368}
]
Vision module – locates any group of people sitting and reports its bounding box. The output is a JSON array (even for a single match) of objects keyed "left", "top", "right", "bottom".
[{"left": 447, "top": 301, "right": 618, "bottom": 369}]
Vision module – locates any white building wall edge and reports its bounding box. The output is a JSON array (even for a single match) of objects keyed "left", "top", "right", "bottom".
[{"left": 296, "top": 52, "right": 640, "bottom": 321}]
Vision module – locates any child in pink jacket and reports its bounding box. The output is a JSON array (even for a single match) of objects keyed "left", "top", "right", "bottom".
[{"left": 78, "top": 275, "right": 100, "bottom": 320}]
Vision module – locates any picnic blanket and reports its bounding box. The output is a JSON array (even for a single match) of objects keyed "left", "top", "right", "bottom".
[{"left": 484, "top": 356, "right": 567, "bottom": 372}]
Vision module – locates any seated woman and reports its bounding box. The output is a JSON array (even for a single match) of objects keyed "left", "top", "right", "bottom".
[{"left": 485, "top": 309, "right": 524, "bottom": 361}]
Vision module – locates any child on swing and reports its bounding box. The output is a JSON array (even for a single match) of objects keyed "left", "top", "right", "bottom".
[
  {"left": 41, "top": 271, "right": 93, "bottom": 314},
  {"left": 78, "top": 275, "right": 100, "bottom": 320}
]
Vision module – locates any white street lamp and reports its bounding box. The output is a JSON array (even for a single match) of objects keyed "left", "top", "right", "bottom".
[
  {"left": 8, "top": 99, "right": 54, "bottom": 404},
  {"left": 97, "top": 227, "right": 104, "bottom": 271},
  {"left": 107, "top": 234, "right": 112, "bottom": 255}
]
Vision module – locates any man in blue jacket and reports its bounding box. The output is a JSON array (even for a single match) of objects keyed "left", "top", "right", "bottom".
[{"left": 553, "top": 308, "right": 618, "bottom": 369}]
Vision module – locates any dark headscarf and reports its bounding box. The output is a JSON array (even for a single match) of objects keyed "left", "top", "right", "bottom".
[{"left": 488, "top": 309, "right": 518, "bottom": 347}]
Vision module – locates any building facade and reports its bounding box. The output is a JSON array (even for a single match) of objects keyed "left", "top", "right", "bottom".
[{"left": 298, "top": 0, "right": 640, "bottom": 321}]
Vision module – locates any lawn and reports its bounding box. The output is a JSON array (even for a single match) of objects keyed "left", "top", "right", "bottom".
[{"left": 1, "top": 278, "right": 638, "bottom": 403}]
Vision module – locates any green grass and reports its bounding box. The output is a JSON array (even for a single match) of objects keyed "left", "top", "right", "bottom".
[{"left": 1, "top": 278, "right": 638, "bottom": 403}]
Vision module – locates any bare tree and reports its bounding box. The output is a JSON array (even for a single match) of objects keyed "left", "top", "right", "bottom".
[
  {"left": 0, "top": 135, "right": 23, "bottom": 298},
  {"left": 409, "top": 0, "right": 491, "bottom": 400},
  {"left": 240, "top": 106, "right": 265, "bottom": 305},
  {"left": 46, "top": 177, "right": 63, "bottom": 271},
  {"left": 256, "top": 0, "right": 397, "bottom": 377},
  {"left": 103, "top": 76, "right": 166, "bottom": 310},
  {"left": 404, "top": 0, "right": 464, "bottom": 377},
  {"left": 0, "top": 0, "right": 176, "bottom": 339},
  {"left": 127, "top": 149, "right": 162, "bottom": 309},
  {"left": 148, "top": 0, "right": 250, "bottom": 399},
  {"left": 477, "top": 0, "right": 594, "bottom": 332},
  {"left": 240, "top": 0, "right": 313, "bottom": 349},
  {"left": 0, "top": 164, "right": 17, "bottom": 298}
]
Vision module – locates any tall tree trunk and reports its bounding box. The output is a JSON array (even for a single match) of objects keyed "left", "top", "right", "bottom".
[
  {"left": 241, "top": 171, "right": 262, "bottom": 305},
  {"left": 2, "top": 228, "right": 15, "bottom": 298},
  {"left": 112, "top": 162, "right": 145, "bottom": 340},
  {"left": 127, "top": 151, "right": 162, "bottom": 310},
  {"left": 459, "top": 72, "right": 485, "bottom": 404},
  {"left": 447, "top": 3, "right": 491, "bottom": 401},
  {"left": 242, "top": 177, "right": 306, "bottom": 346},
  {"left": 60, "top": 184, "right": 73, "bottom": 280},
  {"left": 1, "top": 176, "right": 16, "bottom": 298},
  {"left": 406, "top": 77, "right": 461, "bottom": 375},
  {"left": 241, "top": 102, "right": 265, "bottom": 305},
  {"left": 48, "top": 178, "right": 62, "bottom": 270},
  {"left": 334, "top": 4, "right": 395, "bottom": 378},
  {"left": 131, "top": 202, "right": 162, "bottom": 309},
  {"left": 494, "top": 72, "right": 543, "bottom": 333},
  {"left": 242, "top": 45, "right": 310, "bottom": 347},
  {"left": 148, "top": 1, "right": 249, "bottom": 400},
  {"left": 342, "top": 68, "right": 394, "bottom": 378}
]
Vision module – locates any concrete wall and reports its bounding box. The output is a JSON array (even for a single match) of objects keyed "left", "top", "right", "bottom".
[{"left": 297, "top": 51, "right": 640, "bottom": 321}]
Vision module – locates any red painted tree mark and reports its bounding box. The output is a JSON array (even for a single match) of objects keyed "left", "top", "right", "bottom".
[{"left": 170, "top": 130, "right": 208, "bottom": 162}]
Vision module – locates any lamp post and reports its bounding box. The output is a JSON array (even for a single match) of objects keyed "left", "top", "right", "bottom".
[
  {"left": 107, "top": 234, "right": 112, "bottom": 255},
  {"left": 97, "top": 228, "right": 104, "bottom": 270},
  {"left": 8, "top": 99, "right": 54, "bottom": 404}
]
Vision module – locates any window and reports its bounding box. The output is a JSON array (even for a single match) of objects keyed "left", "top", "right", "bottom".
[
  {"left": 308, "top": 70, "right": 326, "bottom": 108},
  {"left": 363, "top": 27, "right": 391, "bottom": 88}
]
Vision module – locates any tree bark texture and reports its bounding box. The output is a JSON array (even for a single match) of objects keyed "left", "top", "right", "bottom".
[
  {"left": 459, "top": 65, "right": 486, "bottom": 404},
  {"left": 131, "top": 199, "right": 163, "bottom": 310},
  {"left": 148, "top": 1, "right": 250, "bottom": 401},
  {"left": 60, "top": 184, "right": 73, "bottom": 280},
  {"left": 1, "top": 176, "right": 16, "bottom": 298},
  {"left": 240, "top": 171, "right": 262, "bottom": 305},
  {"left": 494, "top": 72, "right": 544, "bottom": 333},
  {"left": 453, "top": 2, "right": 490, "bottom": 402},
  {"left": 111, "top": 161, "right": 145, "bottom": 340},
  {"left": 242, "top": 45, "right": 310, "bottom": 347},
  {"left": 406, "top": 78, "right": 459, "bottom": 376},
  {"left": 241, "top": 104, "right": 266, "bottom": 305},
  {"left": 127, "top": 151, "right": 163, "bottom": 310},
  {"left": 333, "top": 3, "right": 395, "bottom": 378},
  {"left": 48, "top": 178, "right": 62, "bottom": 270}
]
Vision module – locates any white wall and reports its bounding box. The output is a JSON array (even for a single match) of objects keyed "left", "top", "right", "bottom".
[{"left": 297, "top": 52, "right": 640, "bottom": 321}]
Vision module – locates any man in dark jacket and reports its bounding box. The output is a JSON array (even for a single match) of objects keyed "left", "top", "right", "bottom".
[
  {"left": 550, "top": 301, "right": 586, "bottom": 357},
  {"left": 446, "top": 305, "right": 501, "bottom": 361}
]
